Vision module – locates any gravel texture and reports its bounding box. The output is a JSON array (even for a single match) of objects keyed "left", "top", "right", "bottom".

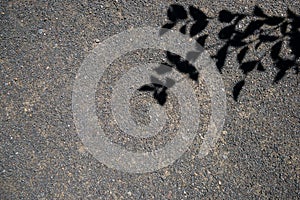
[{"left": 1, "top": 0, "right": 299, "bottom": 199}]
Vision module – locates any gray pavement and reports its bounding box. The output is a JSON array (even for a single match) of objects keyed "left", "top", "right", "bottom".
[{"left": 1, "top": 0, "right": 299, "bottom": 199}]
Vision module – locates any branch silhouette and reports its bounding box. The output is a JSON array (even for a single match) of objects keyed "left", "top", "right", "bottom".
[{"left": 140, "top": 4, "right": 299, "bottom": 104}]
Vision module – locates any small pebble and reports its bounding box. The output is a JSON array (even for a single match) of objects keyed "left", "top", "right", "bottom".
[{"left": 38, "top": 29, "right": 44, "bottom": 34}]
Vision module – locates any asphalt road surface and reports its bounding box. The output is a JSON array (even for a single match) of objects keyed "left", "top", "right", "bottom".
[{"left": 1, "top": 0, "right": 299, "bottom": 199}]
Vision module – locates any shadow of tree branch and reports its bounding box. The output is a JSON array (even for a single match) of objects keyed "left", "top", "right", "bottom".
[{"left": 140, "top": 4, "right": 299, "bottom": 104}]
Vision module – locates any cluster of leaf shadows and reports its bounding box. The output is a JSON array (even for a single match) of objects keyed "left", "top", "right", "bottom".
[
  {"left": 139, "top": 4, "right": 299, "bottom": 104},
  {"left": 138, "top": 52, "right": 199, "bottom": 105}
]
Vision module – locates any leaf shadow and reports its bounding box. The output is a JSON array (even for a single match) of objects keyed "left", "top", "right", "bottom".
[
  {"left": 140, "top": 4, "right": 299, "bottom": 105},
  {"left": 159, "top": 4, "right": 299, "bottom": 102}
]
